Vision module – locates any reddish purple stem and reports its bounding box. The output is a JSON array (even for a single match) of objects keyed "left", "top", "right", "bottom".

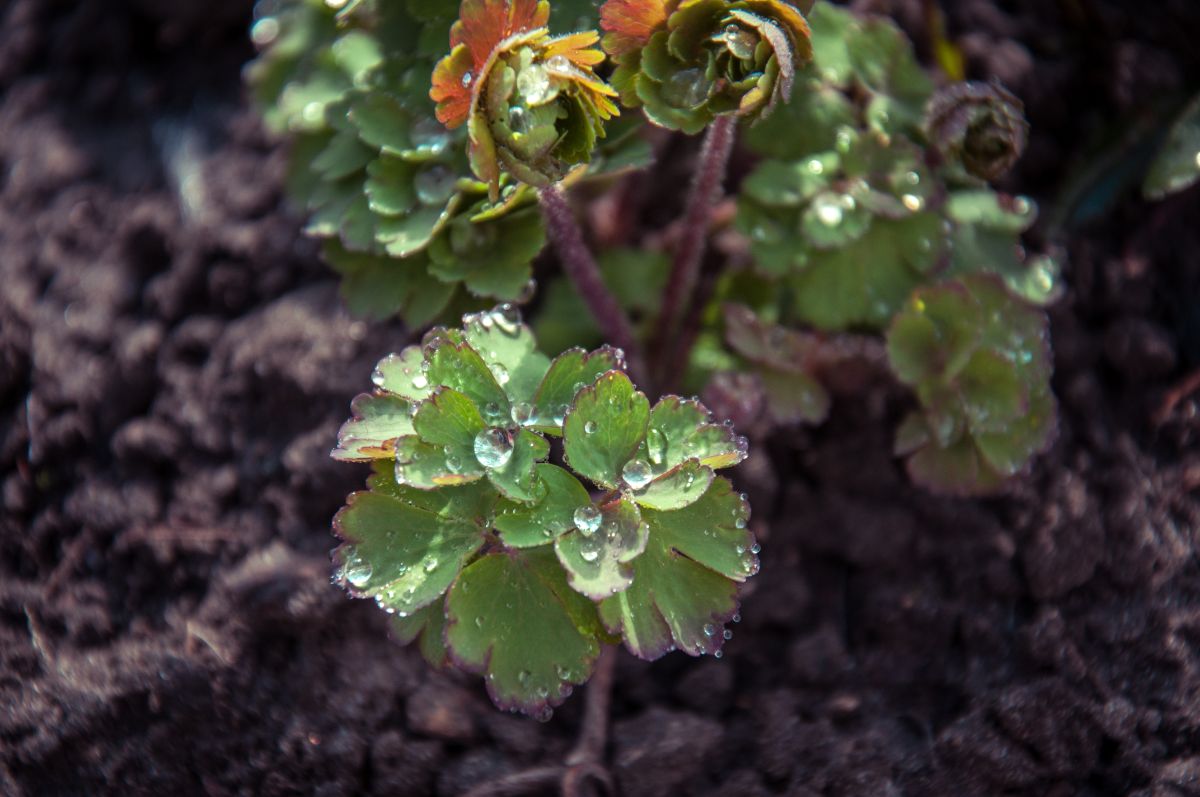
[
  {"left": 653, "top": 115, "right": 737, "bottom": 386},
  {"left": 538, "top": 186, "right": 648, "bottom": 386}
]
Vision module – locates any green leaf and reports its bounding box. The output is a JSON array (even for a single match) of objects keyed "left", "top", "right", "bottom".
[
  {"left": 531, "top": 347, "right": 625, "bottom": 434},
  {"left": 429, "top": 210, "right": 546, "bottom": 302},
  {"left": 325, "top": 241, "right": 456, "bottom": 325},
  {"left": 313, "top": 130, "right": 374, "bottom": 180},
  {"left": 394, "top": 436, "right": 484, "bottom": 489},
  {"left": 332, "top": 393, "right": 415, "bottom": 462},
  {"left": 563, "top": 371, "right": 650, "bottom": 489},
  {"left": 425, "top": 337, "right": 512, "bottom": 423},
  {"left": 334, "top": 491, "right": 486, "bottom": 615},
  {"left": 599, "top": 478, "right": 755, "bottom": 660},
  {"left": 555, "top": 497, "right": 647, "bottom": 600},
  {"left": 364, "top": 155, "right": 417, "bottom": 215},
  {"left": 945, "top": 191, "right": 1037, "bottom": 233},
  {"left": 391, "top": 599, "right": 448, "bottom": 668},
  {"left": 370, "top": 345, "right": 435, "bottom": 402},
  {"left": 350, "top": 91, "right": 413, "bottom": 155},
  {"left": 640, "top": 396, "right": 747, "bottom": 473},
  {"left": 463, "top": 305, "right": 552, "bottom": 405},
  {"left": 494, "top": 464, "right": 592, "bottom": 548},
  {"left": 1144, "top": 94, "right": 1200, "bottom": 200},
  {"left": 487, "top": 429, "right": 551, "bottom": 503},
  {"left": 759, "top": 368, "right": 831, "bottom": 425},
  {"left": 446, "top": 549, "right": 603, "bottom": 716},
  {"left": 633, "top": 460, "right": 715, "bottom": 511},
  {"left": 413, "top": 387, "right": 488, "bottom": 480}
]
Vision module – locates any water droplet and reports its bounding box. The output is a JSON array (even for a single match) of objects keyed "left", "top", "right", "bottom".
[
  {"left": 410, "top": 117, "right": 450, "bottom": 157},
  {"left": 806, "top": 158, "right": 825, "bottom": 175},
  {"left": 735, "top": 517, "right": 746, "bottom": 529},
  {"left": 461, "top": 70, "right": 473, "bottom": 88},
  {"left": 714, "top": 649, "right": 723, "bottom": 659},
  {"left": 490, "top": 362, "right": 510, "bottom": 385},
  {"left": 621, "top": 458, "right": 653, "bottom": 490},
  {"left": 580, "top": 545, "right": 601, "bottom": 563},
  {"left": 664, "top": 68, "right": 710, "bottom": 108},
  {"left": 344, "top": 557, "right": 372, "bottom": 587},
  {"left": 507, "top": 104, "right": 532, "bottom": 134},
  {"left": 835, "top": 126, "right": 854, "bottom": 153},
  {"left": 584, "top": 420, "right": 597, "bottom": 435},
  {"left": 544, "top": 54, "right": 573, "bottom": 75},
  {"left": 483, "top": 402, "right": 506, "bottom": 424},
  {"left": 749, "top": 543, "right": 761, "bottom": 554},
  {"left": 902, "top": 194, "right": 924, "bottom": 212},
  {"left": 703, "top": 623, "right": 716, "bottom": 637},
  {"left": 573, "top": 505, "right": 602, "bottom": 536},
  {"left": 517, "top": 64, "right": 555, "bottom": 105},
  {"left": 475, "top": 616, "right": 484, "bottom": 628},
  {"left": 813, "top": 195, "right": 845, "bottom": 226},
  {"left": 415, "top": 165, "right": 456, "bottom": 205},
  {"left": 721, "top": 23, "right": 757, "bottom": 59},
  {"left": 494, "top": 303, "right": 521, "bottom": 334},
  {"left": 411, "top": 373, "right": 429, "bottom": 390},
  {"left": 1013, "top": 197, "right": 1032, "bottom": 215},
  {"left": 518, "top": 670, "right": 531, "bottom": 684},
  {"left": 905, "top": 170, "right": 921, "bottom": 186},
  {"left": 250, "top": 17, "right": 280, "bottom": 46},
  {"left": 511, "top": 402, "right": 536, "bottom": 426},
  {"left": 723, "top": 629, "right": 733, "bottom": 640},
  {"left": 474, "top": 427, "right": 514, "bottom": 468},
  {"left": 446, "top": 454, "right": 462, "bottom": 474},
  {"left": 646, "top": 428, "right": 666, "bottom": 465},
  {"left": 423, "top": 558, "right": 439, "bottom": 574}
]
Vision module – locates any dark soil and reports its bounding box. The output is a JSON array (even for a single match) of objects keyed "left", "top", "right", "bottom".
[{"left": 4, "top": 1, "right": 1200, "bottom": 795}]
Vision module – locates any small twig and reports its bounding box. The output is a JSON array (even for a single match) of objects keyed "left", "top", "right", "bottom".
[
  {"left": 539, "top": 185, "right": 648, "bottom": 386},
  {"left": 566, "top": 644, "right": 617, "bottom": 768},
  {"left": 653, "top": 115, "right": 737, "bottom": 382}
]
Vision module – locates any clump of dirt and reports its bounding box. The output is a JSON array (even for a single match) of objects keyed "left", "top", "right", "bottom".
[{"left": 3, "top": 1, "right": 1200, "bottom": 795}]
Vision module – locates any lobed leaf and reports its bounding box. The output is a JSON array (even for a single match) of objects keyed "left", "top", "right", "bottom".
[
  {"left": 563, "top": 371, "right": 650, "bottom": 489},
  {"left": 446, "top": 549, "right": 603, "bottom": 715},
  {"left": 331, "top": 393, "right": 416, "bottom": 462}
]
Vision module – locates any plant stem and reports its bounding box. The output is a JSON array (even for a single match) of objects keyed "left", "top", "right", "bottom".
[
  {"left": 652, "top": 115, "right": 737, "bottom": 383},
  {"left": 538, "top": 186, "right": 648, "bottom": 386},
  {"left": 566, "top": 644, "right": 617, "bottom": 768}
]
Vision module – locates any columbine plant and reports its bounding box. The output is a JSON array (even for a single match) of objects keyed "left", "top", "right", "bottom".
[
  {"left": 332, "top": 306, "right": 755, "bottom": 716},
  {"left": 249, "top": 6, "right": 1071, "bottom": 781}
]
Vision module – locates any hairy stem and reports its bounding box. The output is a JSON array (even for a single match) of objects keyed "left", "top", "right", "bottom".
[
  {"left": 567, "top": 644, "right": 617, "bottom": 767},
  {"left": 539, "top": 186, "right": 647, "bottom": 386},
  {"left": 653, "top": 115, "right": 737, "bottom": 383}
]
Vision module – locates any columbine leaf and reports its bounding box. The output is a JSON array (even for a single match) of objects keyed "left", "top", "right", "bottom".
[
  {"left": 370, "top": 345, "right": 435, "bottom": 403},
  {"left": 563, "top": 371, "right": 650, "bottom": 489},
  {"left": 413, "top": 387, "right": 488, "bottom": 480},
  {"left": 555, "top": 496, "right": 647, "bottom": 600},
  {"left": 334, "top": 491, "right": 485, "bottom": 615},
  {"left": 394, "top": 437, "right": 483, "bottom": 489},
  {"left": 446, "top": 548, "right": 603, "bottom": 716},
  {"left": 332, "top": 393, "right": 416, "bottom": 462},
  {"left": 640, "top": 396, "right": 747, "bottom": 473},
  {"left": 598, "top": 478, "right": 755, "bottom": 660},
  {"left": 531, "top": 346, "right": 625, "bottom": 434},
  {"left": 463, "top": 305, "right": 552, "bottom": 405},
  {"left": 425, "top": 337, "right": 512, "bottom": 424},
  {"left": 632, "top": 460, "right": 714, "bottom": 511},
  {"left": 494, "top": 464, "right": 592, "bottom": 547},
  {"left": 1145, "top": 94, "right": 1200, "bottom": 200},
  {"left": 391, "top": 598, "right": 448, "bottom": 668},
  {"left": 487, "top": 429, "right": 551, "bottom": 503}
]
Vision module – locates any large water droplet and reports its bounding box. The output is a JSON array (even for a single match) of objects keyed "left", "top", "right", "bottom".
[
  {"left": 813, "top": 195, "right": 845, "bottom": 226},
  {"left": 621, "top": 458, "right": 653, "bottom": 490},
  {"left": 646, "top": 428, "right": 667, "bottom": 466},
  {"left": 494, "top": 303, "right": 522, "bottom": 335},
  {"left": 517, "top": 64, "right": 555, "bottom": 105},
  {"left": 806, "top": 158, "right": 825, "bottom": 175},
  {"left": 411, "top": 373, "right": 429, "bottom": 390},
  {"left": 703, "top": 623, "right": 716, "bottom": 637},
  {"left": 511, "top": 401, "right": 536, "bottom": 426},
  {"left": 474, "top": 427, "right": 514, "bottom": 468},
  {"left": 344, "top": 556, "right": 372, "bottom": 587},
  {"left": 544, "top": 54, "right": 573, "bottom": 75},
  {"left": 490, "top": 362, "right": 510, "bottom": 386},
  {"left": 415, "top": 165, "right": 456, "bottom": 205},
  {"left": 507, "top": 105, "right": 531, "bottom": 135},
  {"left": 573, "top": 505, "right": 602, "bottom": 536},
  {"left": 902, "top": 193, "right": 924, "bottom": 212},
  {"left": 584, "top": 420, "right": 597, "bottom": 435}
]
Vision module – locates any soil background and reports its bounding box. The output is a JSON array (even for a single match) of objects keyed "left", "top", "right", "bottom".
[{"left": 4, "top": 0, "right": 1200, "bottom": 795}]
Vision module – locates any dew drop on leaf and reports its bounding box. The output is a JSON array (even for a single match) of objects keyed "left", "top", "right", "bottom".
[
  {"left": 583, "top": 420, "right": 597, "bottom": 435},
  {"left": 517, "top": 65, "right": 554, "bottom": 105},
  {"left": 494, "top": 303, "right": 522, "bottom": 335},
  {"left": 461, "top": 71, "right": 473, "bottom": 88},
  {"left": 490, "top": 362, "right": 510, "bottom": 386},
  {"left": 621, "top": 458, "right": 653, "bottom": 490},
  {"left": 511, "top": 401, "right": 536, "bottom": 426},
  {"left": 343, "top": 554, "right": 372, "bottom": 588},
  {"left": 665, "top": 68, "right": 710, "bottom": 108},
  {"left": 806, "top": 158, "right": 824, "bottom": 175},
  {"left": 474, "top": 427, "right": 514, "bottom": 468},
  {"left": 702, "top": 623, "right": 716, "bottom": 637},
  {"left": 573, "top": 505, "right": 602, "bottom": 536},
  {"left": 646, "top": 428, "right": 666, "bottom": 465}
]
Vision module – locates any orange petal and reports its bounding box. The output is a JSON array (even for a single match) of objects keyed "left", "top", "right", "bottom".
[
  {"left": 452, "top": 0, "right": 551, "bottom": 69},
  {"left": 543, "top": 31, "right": 606, "bottom": 67},
  {"left": 600, "top": 0, "right": 676, "bottom": 59},
  {"left": 431, "top": 45, "right": 474, "bottom": 129}
]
